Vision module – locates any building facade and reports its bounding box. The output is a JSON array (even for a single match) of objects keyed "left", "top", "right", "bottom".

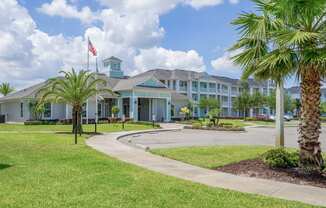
[
  {"left": 0, "top": 57, "right": 274, "bottom": 123},
  {"left": 138, "top": 69, "right": 274, "bottom": 118}
]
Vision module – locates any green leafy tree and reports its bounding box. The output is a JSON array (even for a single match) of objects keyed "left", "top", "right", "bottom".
[
  {"left": 38, "top": 69, "right": 112, "bottom": 143},
  {"left": 0, "top": 82, "right": 14, "bottom": 96},
  {"left": 266, "top": 90, "right": 294, "bottom": 114},
  {"left": 250, "top": 91, "right": 266, "bottom": 109},
  {"left": 207, "top": 108, "right": 221, "bottom": 126},
  {"left": 111, "top": 106, "right": 120, "bottom": 117},
  {"left": 199, "top": 98, "right": 220, "bottom": 110},
  {"left": 231, "top": 0, "right": 326, "bottom": 172},
  {"left": 29, "top": 101, "right": 45, "bottom": 120},
  {"left": 199, "top": 97, "right": 221, "bottom": 125}
]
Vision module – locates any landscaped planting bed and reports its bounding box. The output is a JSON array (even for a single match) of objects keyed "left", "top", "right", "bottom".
[{"left": 217, "top": 158, "right": 326, "bottom": 188}]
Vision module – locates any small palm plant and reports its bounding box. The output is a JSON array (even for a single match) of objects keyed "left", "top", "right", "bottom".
[
  {"left": 0, "top": 82, "right": 14, "bottom": 96},
  {"left": 38, "top": 69, "right": 113, "bottom": 143}
]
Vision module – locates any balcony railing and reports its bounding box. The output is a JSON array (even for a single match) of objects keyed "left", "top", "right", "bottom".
[
  {"left": 200, "top": 87, "right": 208, "bottom": 92},
  {"left": 209, "top": 88, "right": 216, "bottom": 93},
  {"left": 222, "top": 89, "right": 229, "bottom": 94},
  {"left": 192, "top": 86, "right": 198, "bottom": 92},
  {"left": 222, "top": 101, "right": 229, "bottom": 106},
  {"left": 179, "top": 86, "right": 187, "bottom": 92}
]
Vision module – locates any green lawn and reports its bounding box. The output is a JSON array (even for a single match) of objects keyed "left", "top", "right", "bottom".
[
  {"left": 0, "top": 123, "right": 156, "bottom": 133},
  {"left": 0, "top": 131, "right": 322, "bottom": 207},
  {"left": 151, "top": 145, "right": 274, "bottom": 169},
  {"left": 151, "top": 145, "right": 326, "bottom": 170}
]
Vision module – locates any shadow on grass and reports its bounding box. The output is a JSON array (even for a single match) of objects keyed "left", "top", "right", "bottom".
[
  {"left": 54, "top": 131, "right": 103, "bottom": 135},
  {"left": 0, "top": 164, "right": 12, "bottom": 170}
]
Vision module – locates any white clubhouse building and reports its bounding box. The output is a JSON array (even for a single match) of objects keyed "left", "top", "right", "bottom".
[{"left": 0, "top": 57, "right": 274, "bottom": 123}]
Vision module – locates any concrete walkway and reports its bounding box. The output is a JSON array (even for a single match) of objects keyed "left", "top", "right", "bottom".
[{"left": 86, "top": 129, "right": 326, "bottom": 207}]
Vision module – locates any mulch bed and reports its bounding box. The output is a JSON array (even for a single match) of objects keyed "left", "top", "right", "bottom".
[{"left": 216, "top": 159, "right": 326, "bottom": 188}]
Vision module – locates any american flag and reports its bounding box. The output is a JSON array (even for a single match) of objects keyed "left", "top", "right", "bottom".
[{"left": 88, "top": 38, "right": 97, "bottom": 56}]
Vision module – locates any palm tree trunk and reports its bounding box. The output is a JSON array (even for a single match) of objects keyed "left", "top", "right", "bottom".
[
  {"left": 77, "top": 110, "right": 82, "bottom": 136},
  {"left": 298, "top": 68, "right": 324, "bottom": 173},
  {"left": 72, "top": 106, "right": 83, "bottom": 135}
]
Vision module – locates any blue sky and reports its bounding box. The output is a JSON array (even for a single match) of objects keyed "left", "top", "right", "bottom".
[{"left": 1, "top": 0, "right": 298, "bottom": 88}]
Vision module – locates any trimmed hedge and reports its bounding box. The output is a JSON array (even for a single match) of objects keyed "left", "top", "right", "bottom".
[{"left": 24, "top": 120, "right": 59, "bottom": 125}]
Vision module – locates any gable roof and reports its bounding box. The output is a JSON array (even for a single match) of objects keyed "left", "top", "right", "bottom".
[
  {"left": 112, "top": 73, "right": 168, "bottom": 91},
  {"left": 0, "top": 81, "right": 47, "bottom": 102}
]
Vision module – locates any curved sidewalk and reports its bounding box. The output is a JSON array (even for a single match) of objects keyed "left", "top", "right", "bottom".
[{"left": 86, "top": 129, "right": 326, "bottom": 207}]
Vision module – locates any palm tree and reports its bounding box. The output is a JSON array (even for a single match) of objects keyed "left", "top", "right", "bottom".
[
  {"left": 38, "top": 69, "right": 113, "bottom": 143},
  {"left": 0, "top": 82, "right": 14, "bottom": 96},
  {"left": 231, "top": 0, "right": 326, "bottom": 172}
]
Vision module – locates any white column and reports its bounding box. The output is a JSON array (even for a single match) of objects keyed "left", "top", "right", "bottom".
[
  {"left": 176, "top": 80, "right": 180, "bottom": 92},
  {"left": 133, "top": 97, "right": 138, "bottom": 121},
  {"left": 188, "top": 80, "right": 192, "bottom": 98},
  {"left": 117, "top": 98, "right": 123, "bottom": 118},
  {"left": 166, "top": 98, "right": 171, "bottom": 122},
  {"left": 129, "top": 96, "right": 134, "bottom": 120},
  {"left": 275, "top": 81, "right": 284, "bottom": 147}
]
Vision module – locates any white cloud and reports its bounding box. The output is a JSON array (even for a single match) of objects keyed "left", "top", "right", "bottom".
[
  {"left": 211, "top": 50, "right": 242, "bottom": 78},
  {"left": 0, "top": 0, "right": 238, "bottom": 89},
  {"left": 134, "top": 47, "right": 205, "bottom": 74},
  {"left": 229, "top": 0, "right": 240, "bottom": 4},
  {"left": 186, "top": 0, "right": 223, "bottom": 9},
  {"left": 38, "top": 0, "right": 97, "bottom": 24}
]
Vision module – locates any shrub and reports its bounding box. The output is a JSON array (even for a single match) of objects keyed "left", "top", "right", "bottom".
[
  {"left": 192, "top": 122, "right": 202, "bottom": 129},
  {"left": 24, "top": 120, "right": 59, "bottom": 125},
  {"left": 262, "top": 148, "right": 299, "bottom": 168}
]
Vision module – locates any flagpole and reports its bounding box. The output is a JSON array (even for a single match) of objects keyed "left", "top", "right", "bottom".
[
  {"left": 87, "top": 37, "right": 90, "bottom": 71},
  {"left": 95, "top": 55, "right": 98, "bottom": 124}
]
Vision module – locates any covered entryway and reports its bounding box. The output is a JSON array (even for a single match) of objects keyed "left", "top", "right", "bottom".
[{"left": 137, "top": 98, "right": 167, "bottom": 122}]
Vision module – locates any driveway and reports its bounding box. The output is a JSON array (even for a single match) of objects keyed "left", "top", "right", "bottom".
[{"left": 120, "top": 126, "right": 326, "bottom": 151}]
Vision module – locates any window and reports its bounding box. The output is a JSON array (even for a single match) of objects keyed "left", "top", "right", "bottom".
[
  {"left": 179, "top": 81, "right": 187, "bottom": 91},
  {"left": 192, "top": 81, "right": 198, "bottom": 91},
  {"left": 112, "top": 63, "right": 120, "bottom": 71},
  {"left": 82, "top": 103, "right": 87, "bottom": 117},
  {"left": 209, "top": 83, "right": 216, "bottom": 92},
  {"left": 192, "top": 94, "right": 198, "bottom": 101},
  {"left": 20, "top": 102, "right": 24, "bottom": 118},
  {"left": 43, "top": 103, "right": 51, "bottom": 118},
  {"left": 173, "top": 80, "right": 176, "bottom": 90},
  {"left": 97, "top": 103, "right": 102, "bottom": 117}
]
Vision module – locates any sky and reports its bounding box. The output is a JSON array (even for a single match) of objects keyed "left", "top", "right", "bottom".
[{"left": 0, "top": 0, "right": 298, "bottom": 90}]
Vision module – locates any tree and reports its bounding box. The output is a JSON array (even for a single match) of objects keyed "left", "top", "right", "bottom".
[
  {"left": 231, "top": 0, "right": 326, "bottom": 172},
  {"left": 233, "top": 89, "right": 251, "bottom": 119},
  {"left": 38, "top": 69, "right": 112, "bottom": 143},
  {"left": 266, "top": 90, "right": 294, "bottom": 114},
  {"left": 29, "top": 101, "right": 45, "bottom": 120},
  {"left": 199, "top": 97, "right": 221, "bottom": 125},
  {"left": 250, "top": 91, "right": 266, "bottom": 110},
  {"left": 111, "top": 106, "right": 120, "bottom": 118},
  {"left": 0, "top": 82, "right": 14, "bottom": 96},
  {"left": 180, "top": 106, "right": 190, "bottom": 120},
  {"left": 199, "top": 98, "right": 220, "bottom": 111}
]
